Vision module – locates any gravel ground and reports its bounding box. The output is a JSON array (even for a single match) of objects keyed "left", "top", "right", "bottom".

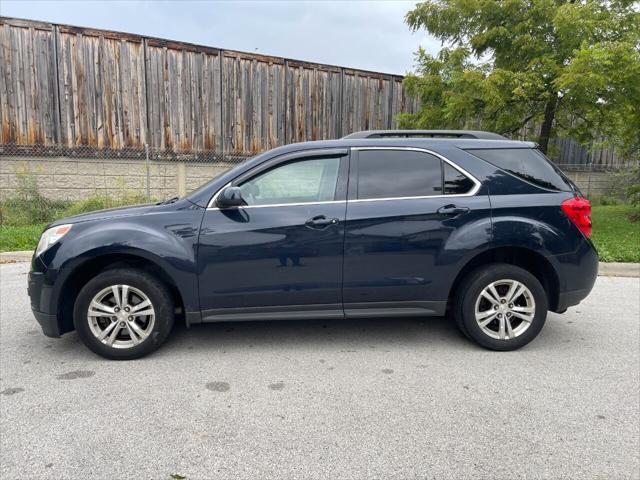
[{"left": 1, "top": 262, "right": 638, "bottom": 480}]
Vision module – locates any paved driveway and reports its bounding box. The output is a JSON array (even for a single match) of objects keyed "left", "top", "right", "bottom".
[{"left": 1, "top": 262, "right": 638, "bottom": 480}]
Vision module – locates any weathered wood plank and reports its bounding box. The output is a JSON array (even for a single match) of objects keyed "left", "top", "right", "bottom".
[
  {"left": 286, "top": 61, "right": 342, "bottom": 142},
  {"left": 145, "top": 43, "right": 222, "bottom": 152},
  {"left": 54, "top": 28, "right": 147, "bottom": 148},
  {"left": 341, "top": 69, "right": 394, "bottom": 135},
  {"left": 222, "top": 52, "right": 285, "bottom": 154},
  {"left": 390, "top": 78, "right": 419, "bottom": 128},
  {"left": 0, "top": 20, "right": 58, "bottom": 145},
  {"left": 1, "top": 16, "right": 629, "bottom": 167}
]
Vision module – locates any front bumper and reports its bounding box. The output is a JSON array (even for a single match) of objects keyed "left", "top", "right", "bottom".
[
  {"left": 32, "top": 309, "right": 61, "bottom": 338},
  {"left": 28, "top": 268, "right": 61, "bottom": 338}
]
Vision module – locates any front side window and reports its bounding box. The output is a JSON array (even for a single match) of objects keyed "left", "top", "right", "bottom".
[
  {"left": 239, "top": 157, "right": 341, "bottom": 206},
  {"left": 356, "top": 150, "right": 442, "bottom": 199}
]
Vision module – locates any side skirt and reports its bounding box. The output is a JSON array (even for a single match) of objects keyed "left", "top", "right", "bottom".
[
  {"left": 199, "top": 301, "right": 447, "bottom": 323},
  {"left": 201, "top": 304, "right": 344, "bottom": 323},
  {"left": 344, "top": 301, "right": 446, "bottom": 318}
]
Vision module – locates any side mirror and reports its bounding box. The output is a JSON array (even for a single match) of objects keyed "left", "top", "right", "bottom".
[{"left": 216, "top": 186, "right": 245, "bottom": 208}]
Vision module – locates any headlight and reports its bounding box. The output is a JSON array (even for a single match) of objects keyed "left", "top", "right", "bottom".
[{"left": 35, "top": 224, "right": 72, "bottom": 257}]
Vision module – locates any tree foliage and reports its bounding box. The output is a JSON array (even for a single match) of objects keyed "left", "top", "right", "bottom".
[{"left": 400, "top": 0, "right": 640, "bottom": 156}]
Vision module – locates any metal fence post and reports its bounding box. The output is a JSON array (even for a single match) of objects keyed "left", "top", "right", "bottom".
[
  {"left": 587, "top": 161, "right": 593, "bottom": 197},
  {"left": 145, "top": 144, "right": 151, "bottom": 201}
]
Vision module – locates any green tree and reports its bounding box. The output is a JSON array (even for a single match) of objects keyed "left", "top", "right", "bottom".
[{"left": 401, "top": 0, "right": 640, "bottom": 155}]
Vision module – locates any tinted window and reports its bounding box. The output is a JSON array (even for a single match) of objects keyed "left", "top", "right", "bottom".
[
  {"left": 357, "top": 150, "right": 442, "bottom": 199},
  {"left": 239, "top": 157, "right": 340, "bottom": 206},
  {"left": 466, "top": 148, "right": 572, "bottom": 191},
  {"left": 444, "top": 163, "right": 475, "bottom": 194}
]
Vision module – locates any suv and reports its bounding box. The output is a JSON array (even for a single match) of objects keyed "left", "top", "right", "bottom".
[{"left": 28, "top": 130, "right": 598, "bottom": 359}]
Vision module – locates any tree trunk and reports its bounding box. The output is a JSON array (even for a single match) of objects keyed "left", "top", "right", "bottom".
[{"left": 538, "top": 96, "right": 557, "bottom": 154}]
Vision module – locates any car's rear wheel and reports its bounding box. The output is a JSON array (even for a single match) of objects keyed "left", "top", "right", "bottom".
[
  {"left": 73, "top": 268, "right": 174, "bottom": 360},
  {"left": 453, "top": 263, "right": 548, "bottom": 351}
]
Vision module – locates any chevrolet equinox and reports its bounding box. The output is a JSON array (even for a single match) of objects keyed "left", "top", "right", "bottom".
[{"left": 28, "top": 130, "right": 598, "bottom": 359}]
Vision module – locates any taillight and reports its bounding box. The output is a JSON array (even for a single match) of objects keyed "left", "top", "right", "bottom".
[{"left": 561, "top": 196, "right": 592, "bottom": 237}]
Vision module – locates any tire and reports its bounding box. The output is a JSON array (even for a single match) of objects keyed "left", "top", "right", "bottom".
[
  {"left": 453, "top": 263, "right": 548, "bottom": 351},
  {"left": 73, "top": 268, "right": 174, "bottom": 360}
]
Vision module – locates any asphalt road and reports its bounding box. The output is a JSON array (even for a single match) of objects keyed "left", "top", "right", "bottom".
[{"left": 1, "top": 262, "right": 638, "bottom": 480}]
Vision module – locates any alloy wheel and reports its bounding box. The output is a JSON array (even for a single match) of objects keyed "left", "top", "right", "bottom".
[
  {"left": 474, "top": 279, "right": 536, "bottom": 340},
  {"left": 87, "top": 284, "right": 155, "bottom": 349}
]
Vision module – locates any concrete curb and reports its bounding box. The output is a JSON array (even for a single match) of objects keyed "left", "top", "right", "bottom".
[
  {"left": 0, "top": 251, "right": 33, "bottom": 264},
  {"left": 597, "top": 262, "right": 640, "bottom": 278},
  {"left": 1, "top": 250, "right": 639, "bottom": 277}
]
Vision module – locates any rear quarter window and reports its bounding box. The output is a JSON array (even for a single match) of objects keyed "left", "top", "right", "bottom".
[
  {"left": 443, "top": 162, "right": 475, "bottom": 195},
  {"left": 466, "top": 148, "right": 573, "bottom": 192}
]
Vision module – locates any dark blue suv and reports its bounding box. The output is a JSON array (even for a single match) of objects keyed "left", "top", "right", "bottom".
[{"left": 28, "top": 130, "right": 598, "bottom": 359}]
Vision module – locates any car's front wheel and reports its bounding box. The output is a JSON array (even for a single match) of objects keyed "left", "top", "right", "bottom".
[
  {"left": 453, "top": 263, "right": 548, "bottom": 351},
  {"left": 73, "top": 268, "right": 174, "bottom": 360}
]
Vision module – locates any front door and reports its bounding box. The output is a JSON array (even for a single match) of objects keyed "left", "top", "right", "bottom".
[{"left": 197, "top": 150, "right": 349, "bottom": 321}]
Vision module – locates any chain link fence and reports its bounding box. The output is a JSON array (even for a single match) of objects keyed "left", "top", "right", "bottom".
[
  {"left": 2, "top": 144, "right": 635, "bottom": 201},
  {"left": 0, "top": 144, "right": 252, "bottom": 244},
  {"left": 0, "top": 143, "right": 251, "bottom": 204},
  {"left": 554, "top": 162, "right": 637, "bottom": 199},
  {"left": 0, "top": 143, "right": 637, "bottom": 237}
]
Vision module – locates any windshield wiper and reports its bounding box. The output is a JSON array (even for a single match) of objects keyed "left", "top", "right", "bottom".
[{"left": 157, "top": 196, "right": 180, "bottom": 205}]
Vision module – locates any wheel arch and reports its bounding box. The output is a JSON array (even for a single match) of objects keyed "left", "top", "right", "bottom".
[
  {"left": 447, "top": 246, "right": 561, "bottom": 314},
  {"left": 57, "top": 252, "right": 187, "bottom": 334}
]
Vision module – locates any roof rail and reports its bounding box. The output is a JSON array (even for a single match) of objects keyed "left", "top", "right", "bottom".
[{"left": 342, "top": 129, "right": 507, "bottom": 140}]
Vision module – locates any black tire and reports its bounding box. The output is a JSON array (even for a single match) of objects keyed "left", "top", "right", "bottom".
[
  {"left": 73, "top": 268, "right": 174, "bottom": 360},
  {"left": 453, "top": 263, "right": 548, "bottom": 351}
]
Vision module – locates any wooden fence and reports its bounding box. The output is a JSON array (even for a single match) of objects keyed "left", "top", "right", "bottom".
[
  {"left": 0, "top": 17, "right": 419, "bottom": 156},
  {"left": 1, "top": 16, "right": 634, "bottom": 168}
]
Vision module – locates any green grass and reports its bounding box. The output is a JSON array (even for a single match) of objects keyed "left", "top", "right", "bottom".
[
  {"left": 0, "top": 224, "right": 46, "bottom": 252},
  {"left": 0, "top": 190, "right": 150, "bottom": 253},
  {"left": 590, "top": 205, "right": 640, "bottom": 263},
  {"left": 2, "top": 205, "right": 638, "bottom": 263}
]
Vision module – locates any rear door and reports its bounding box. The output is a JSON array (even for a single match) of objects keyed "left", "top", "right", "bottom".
[{"left": 342, "top": 147, "right": 489, "bottom": 317}]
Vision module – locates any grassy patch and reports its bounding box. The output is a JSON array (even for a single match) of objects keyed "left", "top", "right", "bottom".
[
  {"left": 2, "top": 203, "right": 638, "bottom": 264},
  {"left": 0, "top": 169, "right": 151, "bottom": 229},
  {"left": 62, "top": 194, "right": 149, "bottom": 217},
  {"left": 0, "top": 224, "right": 45, "bottom": 252},
  {"left": 591, "top": 205, "right": 640, "bottom": 263}
]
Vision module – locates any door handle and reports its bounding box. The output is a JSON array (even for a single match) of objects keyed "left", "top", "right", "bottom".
[
  {"left": 305, "top": 215, "right": 339, "bottom": 229},
  {"left": 437, "top": 204, "right": 470, "bottom": 216}
]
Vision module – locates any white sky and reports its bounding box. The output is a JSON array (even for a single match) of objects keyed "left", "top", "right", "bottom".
[{"left": 0, "top": 0, "right": 441, "bottom": 75}]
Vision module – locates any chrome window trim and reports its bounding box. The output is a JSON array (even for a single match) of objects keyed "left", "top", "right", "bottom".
[
  {"left": 208, "top": 182, "right": 346, "bottom": 211},
  {"left": 348, "top": 192, "right": 476, "bottom": 203},
  {"left": 208, "top": 200, "right": 345, "bottom": 211},
  {"left": 207, "top": 149, "right": 346, "bottom": 209},
  {"left": 208, "top": 181, "right": 232, "bottom": 209},
  {"left": 206, "top": 146, "right": 481, "bottom": 210},
  {"left": 350, "top": 146, "right": 481, "bottom": 201}
]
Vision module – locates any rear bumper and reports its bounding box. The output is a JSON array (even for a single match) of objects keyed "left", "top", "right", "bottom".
[
  {"left": 555, "top": 287, "right": 594, "bottom": 312},
  {"left": 551, "top": 239, "right": 599, "bottom": 312}
]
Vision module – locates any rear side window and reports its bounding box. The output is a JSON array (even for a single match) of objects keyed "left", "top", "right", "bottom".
[
  {"left": 357, "top": 150, "right": 442, "bottom": 199},
  {"left": 356, "top": 149, "right": 477, "bottom": 199},
  {"left": 466, "top": 148, "right": 572, "bottom": 191}
]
